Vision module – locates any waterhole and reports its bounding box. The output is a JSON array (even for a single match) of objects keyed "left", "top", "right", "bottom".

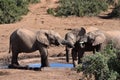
[
  {"left": 28, "top": 62, "right": 73, "bottom": 68},
  {"left": 0, "top": 62, "right": 73, "bottom": 69}
]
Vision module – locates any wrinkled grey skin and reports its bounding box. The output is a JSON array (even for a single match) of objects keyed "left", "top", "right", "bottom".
[
  {"left": 65, "top": 27, "right": 87, "bottom": 63},
  {"left": 9, "top": 28, "right": 73, "bottom": 69}
]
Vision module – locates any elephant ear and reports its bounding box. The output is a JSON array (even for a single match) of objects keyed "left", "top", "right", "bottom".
[
  {"left": 92, "top": 34, "right": 106, "bottom": 46},
  {"left": 36, "top": 32, "right": 50, "bottom": 46},
  {"left": 78, "top": 27, "right": 86, "bottom": 36}
]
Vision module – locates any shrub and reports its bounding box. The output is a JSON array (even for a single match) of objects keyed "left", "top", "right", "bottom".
[
  {"left": 26, "top": 0, "right": 40, "bottom": 3},
  {"left": 0, "top": 0, "right": 40, "bottom": 24},
  {"left": 77, "top": 43, "right": 120, "bottom": 80},
  {"left": 47, "top": 0, "right": 108, "bottom": 17},
  {"left": 109, "top": 0, "right": 120, "bottom": 18},
  {"left": 0, "top": 0, "right": 28, "bottom": 24}
]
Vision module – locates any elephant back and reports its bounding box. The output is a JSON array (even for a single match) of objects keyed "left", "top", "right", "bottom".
[
  {"left": 106, "top": 30, "right": 120, "bottom": 49},
  {"left": 16, "top": 28, "right": 36, "bottom": 41}
]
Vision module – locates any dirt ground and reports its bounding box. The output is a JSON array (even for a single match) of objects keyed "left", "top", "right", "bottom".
[{"left": 0, "top": 0, "right": 120, "bottom": 80}]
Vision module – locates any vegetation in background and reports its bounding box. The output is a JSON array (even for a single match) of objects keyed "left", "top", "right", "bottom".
[
  {"left": 77, "top": 43, "right": 120, "bottom": 80},
  {"left": 47, "top": 0, "right": 108, "bottom": 17},
  {"left": 109, "top": 0, "right": 120, "bottom": 18},
  {"left": 26, "top": 0, "right": 40, "bottom": 3},
  {"left": 0, "top": 0, "right": 40, "bottom": 24}
]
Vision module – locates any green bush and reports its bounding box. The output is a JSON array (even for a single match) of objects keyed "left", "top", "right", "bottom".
[
  {"left": 109, "top": 0, "right": 120, "bottom": 18},
  {"left": 77, "top": 43, "right": 120, "bottom": 80},
  {"left": 26, "top": 0, "right": 40, "bottom": 3},
  {"left": 0, "top": 0, "right": 40, "bottom": 24},
  {"left": 47, "top": 0, "right": 108, "bottom": 17}
]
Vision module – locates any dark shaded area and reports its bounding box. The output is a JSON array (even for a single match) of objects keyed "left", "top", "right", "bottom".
[{"left": 98, "top": 12, "right": 116, "bottom": 19}]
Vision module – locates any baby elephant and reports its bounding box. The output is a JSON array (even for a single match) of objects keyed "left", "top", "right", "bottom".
[{"left": 9, "top": 28, "right": 73, "bottom": 69}]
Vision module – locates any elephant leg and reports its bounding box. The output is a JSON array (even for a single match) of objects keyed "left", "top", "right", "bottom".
[
  {"left": 8, "top": 51, "right": 20, "bottom": 68},
  {"left": 11, "top": 52, "right": 19, "bottom": 65},
  {"left": 93, "top": 44, "right": 101, "bottom": 54},
  {"left": 65, "top": 47, "right": 71, "bottom": 63},
  {"left": 78, "top": 49, "right": 84, "bottom": 64},
  {"left": 71, "top": 48, "right": 78, "bottom": 67},
  {"left": 39, "top": 47, "right": 50, "bottom": 68}
]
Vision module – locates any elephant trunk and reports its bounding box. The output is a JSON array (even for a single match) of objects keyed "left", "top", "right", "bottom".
[{"left": 61, "top": 39, "right": 74, "bottom": 48}]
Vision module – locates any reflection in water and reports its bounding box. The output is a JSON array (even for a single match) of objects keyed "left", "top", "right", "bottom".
[
  {"left": 0, "top": 65, "right": 8, "bottom": 69},
  {"left": 28, "top": 62, "right": 73, "bottom": 68}
]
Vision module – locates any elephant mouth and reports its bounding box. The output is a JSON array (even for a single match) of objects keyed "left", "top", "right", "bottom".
[
  {"left": 55, "top": 42, "right": 60, "bottom": 46},
  {"left": 55, "top": 40, "right": 61, "bottom": 46}
]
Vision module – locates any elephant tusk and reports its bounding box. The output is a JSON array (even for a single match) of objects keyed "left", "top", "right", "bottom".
[
  {"left": 79, "top": 42, "right": 85, "bottom": 48},
  {"left": 79, "top": 41, "right": 84, "bottom": 44}
]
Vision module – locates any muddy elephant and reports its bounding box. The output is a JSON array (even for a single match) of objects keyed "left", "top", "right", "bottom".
[
  {"left": 65, "top": 27, "right": 98, "bottom": 67},
  {"left": 8, "top": 28, "right": 73, "bottom": 69}
]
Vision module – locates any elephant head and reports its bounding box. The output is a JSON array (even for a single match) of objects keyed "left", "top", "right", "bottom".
[
  {"left": 86, "top": 30, "right": 106, "bottom": 46},
  {"left": 75, "top": 27, "right": 87, "bottom": 48},
  {"left": 37, "top": 30, "right": 73, "bottom": 47},
  {"left": 78, "top": 29, "right": 106, "bottom": 49}
]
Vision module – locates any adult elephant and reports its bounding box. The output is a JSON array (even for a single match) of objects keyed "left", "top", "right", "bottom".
[
  {"left": 8, "top": 28, "right": 73, "bottom": 69},
  {"left": 65, "top": 27, "right": 98, "bottom": 67}
]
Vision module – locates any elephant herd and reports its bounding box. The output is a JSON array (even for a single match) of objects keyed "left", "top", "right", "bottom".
[{"left": 8, "top": 27, "right": 120, "bottom": 69}]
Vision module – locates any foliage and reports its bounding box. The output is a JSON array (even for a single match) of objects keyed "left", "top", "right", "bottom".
[
  {"left": 47, "top": 0, "right": 108, "bottom": 17},
  {"left": 0, "top": 0, "right": 40, "bottom": 24},
  {"left": 109, "top": 0, "right": 120, "bottom": 18},
  {"left": 77, "top": 43, "right": 120, "bottom": 80},
  {"left": 26, "top": 0, "right": 40, "bottom": 3}
]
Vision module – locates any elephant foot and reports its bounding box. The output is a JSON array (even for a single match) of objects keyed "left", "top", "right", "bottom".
[
  {"left": 73, "top": 60, "right": 78, "bottom": 67},
  {"left": 8, "top": 64, "right": 29, "bottom": 70},
  {"left": 8, "top": 64, "right": 42, "bottom": 71},
  {"left": 41, "top": 63, "right": 50, "bottom": 68}
]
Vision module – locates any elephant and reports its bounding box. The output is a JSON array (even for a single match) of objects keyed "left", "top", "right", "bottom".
[
  {"left": 65, "top": 27, "right": 98, "bottom": 67},
  {"left": 85, "top": 30, "right": 120, "bottom": 50},
  {"left": 74, "top": 28, "right": 120, "bottom": 67},
  {"left": 65, "top": 27, "right": 86, "bottom": 63},
  {"left": 8, "top": 28, "right": 73, "bottom": 69}
]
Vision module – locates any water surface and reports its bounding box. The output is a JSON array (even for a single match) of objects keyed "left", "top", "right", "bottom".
[{"left": 28, "top": 62, "right": 73, "bottom": 68}]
